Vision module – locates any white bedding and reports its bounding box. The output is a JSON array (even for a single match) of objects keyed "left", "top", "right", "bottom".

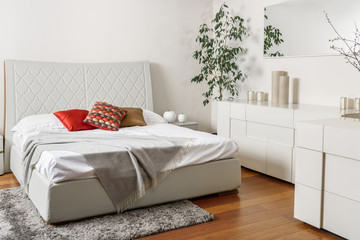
[{"left": 13, "top": 123, "right": 238, "bottom": 183}]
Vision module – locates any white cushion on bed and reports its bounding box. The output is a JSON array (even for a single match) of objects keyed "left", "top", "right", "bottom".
[
  {"left": 12, "top": 114, "right": 66, "bottom": 133},
  {"left": 142, "top": 109, "right": 167, "bottom": 124}
]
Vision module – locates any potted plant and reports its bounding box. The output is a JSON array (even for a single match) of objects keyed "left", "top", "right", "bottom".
[{"left": 191, "top": 3, "right": 248, "bottom": 106}]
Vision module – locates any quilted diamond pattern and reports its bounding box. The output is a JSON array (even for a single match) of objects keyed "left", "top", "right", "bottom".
[
  {"left": 85, "top": 64, "right": 146, "bottom": 109},
  {"left": 14, "top": 64, "right": 86, "bottom": 122},
  {"left": 12, "top": 62, "right": 149, "bottom": 122}
]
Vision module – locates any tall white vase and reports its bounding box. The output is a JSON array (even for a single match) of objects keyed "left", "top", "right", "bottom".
[
  {"left": 271, "top": 71, "right": 288, "bottom": 104},
  {"left": 279, "top": 75, "right": 290, "bottom": 105}
]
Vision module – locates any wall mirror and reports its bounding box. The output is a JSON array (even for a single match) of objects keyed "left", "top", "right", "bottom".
[{"left": 264, "top": 0, "right": 360, "bottom": 58}]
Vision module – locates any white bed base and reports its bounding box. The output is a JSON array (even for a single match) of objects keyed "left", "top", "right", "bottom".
[{"left": 11, "top": 146, "right": 241, "bottom": 223}]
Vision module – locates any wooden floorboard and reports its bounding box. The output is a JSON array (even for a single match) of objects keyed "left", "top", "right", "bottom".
[{"left": 0, "top": 167, "right": 343, "bottom": 239}]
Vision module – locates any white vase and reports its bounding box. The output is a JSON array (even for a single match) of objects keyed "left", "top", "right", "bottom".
[
  {"left": 178, "top": 113, "right": 187, "bottom": 123},
  {"left": 271, "top": 71, "right": 288, "bottom": 104},
  {"left": 279, "top": 76, "right": 289, "bottom": 105},
  {"left": 163, "top": 111, "right": 176, "bottom": 123}
]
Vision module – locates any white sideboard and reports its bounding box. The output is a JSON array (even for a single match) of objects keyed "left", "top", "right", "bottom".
[
  {"left": 217, "top": 101, "right": 341, "bottom": 183},
  {"left": 295, "top": 118, "right": 360, "bottom": 239}
]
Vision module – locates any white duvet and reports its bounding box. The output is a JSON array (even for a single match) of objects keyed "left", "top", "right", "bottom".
[{"left": 14, "top": 123, "right": 238, "bottom": 183}]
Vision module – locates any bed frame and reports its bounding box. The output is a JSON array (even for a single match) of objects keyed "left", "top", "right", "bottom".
[{"left": 3, "top": 60, "right": 241, "bottom": 223}]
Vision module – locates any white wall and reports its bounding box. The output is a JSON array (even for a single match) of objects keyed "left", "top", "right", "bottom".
[
  {"left": 0, "top": 0, "right": 213, "bottom": 134},
  {"left": 211, "top": 0, "right": 360, "bottom": 132},
  {"left": 2, "top": 0, "right": 359, "bottom": 134}
]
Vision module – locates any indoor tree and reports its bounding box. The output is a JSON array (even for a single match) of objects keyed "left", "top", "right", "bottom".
[{"left": 191, "top": 3, "right": 248, "bottom": 106}]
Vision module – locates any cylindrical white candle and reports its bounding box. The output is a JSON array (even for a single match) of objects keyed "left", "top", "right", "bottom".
[
  {"left": 279, "top": 76, "right": 290, "bottom": 105},
  {"left": 340, "top": 97, "right": 347, "bottom": 110},
  {"left": 355, "top": 98, "right": 360, "bottom": 111},
  {"left": 256, "top": 91, "right": 264, "bottom": 102},
  {"left": 264, "top": 92, "right": 268, "bottom": 101},
  {"left": 271, "top": 71, "right": 288, "bottom": 104},
  {"left": 247, "top": 91, "right": 255, "bottom": 101}
]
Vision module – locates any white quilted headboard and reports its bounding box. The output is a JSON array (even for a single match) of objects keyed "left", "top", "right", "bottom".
[{"left": 2, "top": 60, "right": 153, "bottom": 173}]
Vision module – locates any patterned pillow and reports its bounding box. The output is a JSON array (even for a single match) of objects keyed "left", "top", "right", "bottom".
[{"left": 84, "top": 102, "right": 126, "bottom": 131}]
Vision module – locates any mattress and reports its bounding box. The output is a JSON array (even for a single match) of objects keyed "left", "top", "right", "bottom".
[{"left": 13, "top": 123, "right": 238, "bottom": 183}]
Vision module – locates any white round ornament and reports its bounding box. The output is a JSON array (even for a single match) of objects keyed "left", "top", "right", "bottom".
[
  {"left": 178, "top": 113, "right": 187, "bottom": 123},
  {"left": 163, "top": 111, "right": 177, "bottom": 123}
]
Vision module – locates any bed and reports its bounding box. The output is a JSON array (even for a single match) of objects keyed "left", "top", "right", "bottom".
[{"left": 3, "top": 60, "right": 241, "bottom": 223}]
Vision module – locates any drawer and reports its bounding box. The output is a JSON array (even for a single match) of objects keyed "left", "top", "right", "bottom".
[
  {"left": 246, "top": 104, "right": 293, "bottom": 128},
  {"left": 230, "top": 119, "right": 246, "bottom": 142},
  {"left": 247, "top": 122, "right": 268, "bottom": 141},
  {"left": 217, "top": 101, "right": 231, "bottom": 137},
  {"left": 323, "top": 191, "right": 360, "bottom": 239},
  {"left": 238, "top": 137, "right": 266, "bottom": 173},
  {"left": 325, "top": 154, "right": 360, "bottom": 202},
  {"left": 267, "top": 125, "right": 294, "bottom": 146},
  {"left": 247, "top": 122, "right": 294, "bottom": 146},
  {"left": 294, "top": 184, "right": 322, "bottom": 228},
  {"left": 230, "top": 102, "right": 246, "bottom": 120},
  {"left": 295, "top": 148, "right": 323, "bottom": 190},
  {"left": 324, "top": 126, "right": 360, "bottom": 160},
  {"left": 296, "top": 122, "right": 323, "bottom": 151},
  {"left": 266, "top": 143, "right": 293, "bottom": 182}
]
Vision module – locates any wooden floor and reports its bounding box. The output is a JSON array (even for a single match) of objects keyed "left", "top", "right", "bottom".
[{"left": 0, "top": 168, "right": 342, "bottom": 239}]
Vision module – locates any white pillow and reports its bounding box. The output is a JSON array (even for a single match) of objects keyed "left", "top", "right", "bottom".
[
  {"left": 142, "top": 109, "right": 167, "bottom": 125},
  {"left": 12, "top": 114, "right": 66, "bottom": 133}
]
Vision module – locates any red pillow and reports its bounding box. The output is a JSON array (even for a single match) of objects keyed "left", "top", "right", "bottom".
[
  {"left": 54, "top": 109, "right": 96, "bottom": 131},
  {"left": 83, "top": 102, "right": 126, "bottom": 131}
]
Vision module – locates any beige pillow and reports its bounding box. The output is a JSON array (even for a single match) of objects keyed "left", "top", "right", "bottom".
[{"left": 120, "top": 108, "right": 147, "bottom": 127}]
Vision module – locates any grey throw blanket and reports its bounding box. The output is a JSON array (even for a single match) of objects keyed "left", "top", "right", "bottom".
[{"left": 22, "top": 132, "right": 189, "bottom": 212}]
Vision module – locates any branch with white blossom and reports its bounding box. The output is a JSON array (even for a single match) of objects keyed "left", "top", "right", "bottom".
[{"left": 325, "top": 11, "right": 360, "bottom": 72}]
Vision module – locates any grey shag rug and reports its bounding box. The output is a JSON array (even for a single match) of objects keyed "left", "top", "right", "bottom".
[{"left": 0, "top": 187, "right": 214, "bottom": 240}]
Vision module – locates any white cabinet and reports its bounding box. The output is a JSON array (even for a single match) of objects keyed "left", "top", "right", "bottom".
[
  {"left": 235, "top": 103, "right": 295, "bottom": 182},
  {"left": 218, "top": 101, "right": 339, "bottom": 183},
  {"left": 217, "top": 101, "right": 231, "bottom": 137},
  {"left": 294, "top": 184, "right": 322, "bottom": 228},
  {"left": 324, "top": 125, "right": 360, "bottom": 160},
  {"left": 323, "top": 192, "right": 360, "bottom": 240},
  {"left": 325, "top": 154, "right": 360, "bottom": 202},
  {"left": 296, "top": 122, "right": 323, "bottom": 151},
  {"left": 230, "top": 102, "right": 246, "bottom": 120},
  {"left": 246, "top": 104, "right": 293, "bottom": 128},
  {"left": 295, "top": 148, "right": 323, "bottom": 190},
  {"left": 238, "top": 137, "right": 267, "bottom": 173},
  {"left": 294, "top": 147, "right": 324, "bottom": 228},
  {"left": 247, "top": 122, "right": 294, "bottom": 146},
  {"left": 230, "top": 119, "right": 246, "bottom": 141},
  {"left": 266, "top": 143, "right": 293, "bottom": 181},
  {"left": 295, "top": 118, "right": 360, "bottom": 239}
]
